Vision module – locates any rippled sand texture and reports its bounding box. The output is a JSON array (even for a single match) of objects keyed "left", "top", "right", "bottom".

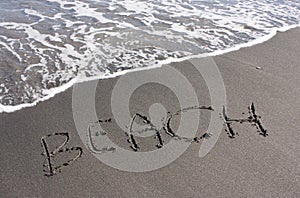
[{"left": 0, "top": 0, "right": 299, "bottom": 108}]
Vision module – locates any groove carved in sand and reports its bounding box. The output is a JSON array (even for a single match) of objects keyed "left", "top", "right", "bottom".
[
  {"left": 41, "top": 133, "right": 83, "bottom": 177},
  {"left": 222, "top": 103, "right": 268, "bottom": 138},
  {"left": 88, "top": 103, "right": 268, "bottom": 153}
]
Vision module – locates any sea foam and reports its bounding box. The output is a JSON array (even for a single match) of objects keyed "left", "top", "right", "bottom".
[{"left": 0, "top": 0, "right": 299, "bottom": 113}]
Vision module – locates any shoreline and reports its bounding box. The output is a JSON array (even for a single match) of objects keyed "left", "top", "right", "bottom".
[
  {"left": 1, "top": 24, "right": 299, "bottom": 114},
  {"left": 0, "top": 28, "right": 299, "bottom": 197}
]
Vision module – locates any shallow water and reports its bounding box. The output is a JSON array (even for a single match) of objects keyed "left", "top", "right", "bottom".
[{"left": 0, "top": 0, "right": 299, "bottom": 112}]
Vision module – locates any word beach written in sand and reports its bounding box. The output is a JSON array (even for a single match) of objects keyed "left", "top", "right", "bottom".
[{"left": 40, "top": 103, "right": 268, "bottom": 176}]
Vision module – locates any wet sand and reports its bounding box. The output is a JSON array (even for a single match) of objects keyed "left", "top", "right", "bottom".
[{"left": 0, "top": 28, "right": 299, "bottom": 197}]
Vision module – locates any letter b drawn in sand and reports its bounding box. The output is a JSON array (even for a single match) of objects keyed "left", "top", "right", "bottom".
[
  {"left": 72, "top": 57, "right": 227, "bottom": 172},
  {"left": 41, "top": 133, "right": 83, "bottom": 177}
]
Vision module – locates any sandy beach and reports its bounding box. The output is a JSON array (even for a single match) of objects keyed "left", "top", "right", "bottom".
[{"left": 0, "top": 27, "right": 299, "bottom": 197}]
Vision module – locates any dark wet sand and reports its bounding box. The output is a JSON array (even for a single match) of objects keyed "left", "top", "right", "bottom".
[{"left": 0, "top": 28, "right": 299, "bottom": 197}]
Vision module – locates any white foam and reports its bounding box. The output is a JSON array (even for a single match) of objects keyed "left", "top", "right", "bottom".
[
  {"left": 0, "top": 78, "right": 77, "bottom": 113},
  {"left": 1, "top": 24, "right": 299, "bottom": 113},
  {"left": 0, "top": 0, "right": 300, "bottom": 113}
]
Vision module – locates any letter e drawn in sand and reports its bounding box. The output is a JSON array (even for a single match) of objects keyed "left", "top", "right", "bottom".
[
  {"left": 87, "top": 119, "right": 117, "bottom": 154},
  {"left": 41, "top": 132, "right": 83, "bottom": 177}
]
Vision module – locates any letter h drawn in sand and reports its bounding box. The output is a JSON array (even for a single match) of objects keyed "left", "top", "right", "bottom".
[
  {"left": 222, "top": 103, "right": 268, "bottom": 138},
  {"left": 41, "top": 133, "right": 83, "bottom": 177}
]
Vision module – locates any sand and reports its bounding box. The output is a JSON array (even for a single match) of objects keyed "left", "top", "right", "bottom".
[{"left": 0, "top": 28, "right": 299, "bottom": 197}]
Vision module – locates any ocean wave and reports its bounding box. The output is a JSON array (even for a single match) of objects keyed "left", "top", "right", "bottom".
[{"left": 0, "top": 0, "right": 300, "bottom": 113}]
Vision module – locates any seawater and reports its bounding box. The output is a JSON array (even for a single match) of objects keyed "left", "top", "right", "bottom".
[{"left": 0, "top": 0, "right": 299, "bottom": 112}]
